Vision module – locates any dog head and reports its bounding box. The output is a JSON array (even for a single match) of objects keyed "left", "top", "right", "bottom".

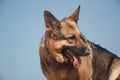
[{"left": 44, "top": 6, "right": 91, "bottom": 68}]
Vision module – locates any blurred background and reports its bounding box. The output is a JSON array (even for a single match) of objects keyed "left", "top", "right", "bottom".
[{"left": 0, "top": 0, "right": 120, "bottom": 80}]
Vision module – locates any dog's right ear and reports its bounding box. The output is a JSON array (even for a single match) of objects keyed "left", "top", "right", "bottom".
[
  {"left": 69, "top": 5, "right": 80, "bottom": 23},
  {"left": 44, "top": 11, "right": 60, "bottom": 31}
]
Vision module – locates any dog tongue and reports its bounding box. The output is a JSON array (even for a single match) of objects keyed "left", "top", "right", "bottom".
[{"left": 72, "top": 56, "right": 80, "bottom": 69}]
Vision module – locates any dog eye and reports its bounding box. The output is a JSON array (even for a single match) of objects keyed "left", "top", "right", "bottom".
[
  {"left": 69, "top": 36, "right": 75, "bottom": 39},
  {"left": 67, "top": 35, "right": 76, "bottom": 42}
]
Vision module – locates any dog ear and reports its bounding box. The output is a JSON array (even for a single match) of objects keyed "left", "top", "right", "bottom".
[
  {"left": 69, "top": 5, "right": 80, "bottom": 23},
  {"left": 44, "top": 10, "right": 60, "bottom": 31}
]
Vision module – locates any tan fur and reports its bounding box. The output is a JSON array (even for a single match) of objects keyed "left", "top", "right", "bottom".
[
  {"left": 109, "top": 59, "right": 120, "bottom": 80},
  {"left": 40, "top": 6, "right": 93, "bottom": 80},
  {"left": 40, "top": 5, "right": 120, "bottom": 80}
]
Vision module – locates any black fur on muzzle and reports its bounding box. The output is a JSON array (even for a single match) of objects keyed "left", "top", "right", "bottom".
[{"left": 62, "top": 45, "right": 90, "bottom": 57}]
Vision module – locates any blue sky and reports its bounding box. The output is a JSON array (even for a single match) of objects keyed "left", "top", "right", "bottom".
[{"left": 0, "top": 0, "right": 120, "bottom": 80}]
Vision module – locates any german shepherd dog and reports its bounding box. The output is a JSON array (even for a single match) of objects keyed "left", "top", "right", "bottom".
[{"left": 39, "top": 6, "right": 120, "bottom": 80}]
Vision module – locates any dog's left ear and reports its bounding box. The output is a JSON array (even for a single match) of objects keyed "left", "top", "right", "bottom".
[
  {"left": 44, "top": 10, "right": 60, "bottom": 31},
  {"left": 69, "top": 5, "right": 80, "bottom": 23}
]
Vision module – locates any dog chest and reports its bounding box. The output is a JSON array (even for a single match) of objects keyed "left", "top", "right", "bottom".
[{"left": 41, "top": 59, "right": 79, "bottom": 80}]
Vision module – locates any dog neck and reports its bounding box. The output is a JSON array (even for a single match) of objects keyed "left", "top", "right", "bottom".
[{"left": 87, "top": 40, "right": 117, "bottom": 80}]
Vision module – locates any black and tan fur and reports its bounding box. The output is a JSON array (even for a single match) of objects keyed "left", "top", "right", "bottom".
[{"left": 39, "top": 6, "right": 120, "bottom": 80}]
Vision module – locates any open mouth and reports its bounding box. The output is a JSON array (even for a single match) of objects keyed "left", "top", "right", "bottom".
[{"left": 62, "top": 48, "right": 81, "bottom": 69}]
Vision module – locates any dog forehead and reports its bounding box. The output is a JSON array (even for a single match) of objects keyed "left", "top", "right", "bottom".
[{"left": 60, "top": 20, "right": 81, "bottom": 36}]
